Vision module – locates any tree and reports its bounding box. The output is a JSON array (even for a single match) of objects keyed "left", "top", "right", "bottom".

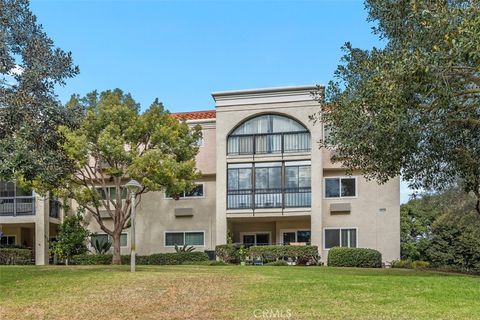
[
  {"left": 313, "top": 0, "right": 480, "bottom": 213},
  {"left": 51, "top": 213, "right": 90, "bottom": 265},
  {"left": 0, "top": 0, "right": 79, "bottom": 189},
  {"left": 57, "top": 89, "right": 201, "bottom": 264},
  {"left": 400, "top": 187, "right": 476, "bottom": 260}
]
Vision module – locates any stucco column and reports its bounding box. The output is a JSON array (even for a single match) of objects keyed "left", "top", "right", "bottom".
[
  {"left": 35, "top": 195, "right": 50, "bottom": 265},
  {"left": 310, "top": 124, "right": 324, "bottom": 261}
]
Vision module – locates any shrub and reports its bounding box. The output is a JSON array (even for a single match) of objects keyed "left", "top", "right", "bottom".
[
  {"left": 72, "top": 254, "right": 113, "bottom": 265},
  {"left": 327, "top": 247, "right": 382, "bottom": 268},
  {"left": 247, "top": 245, "right": 319, "bottom": 264},
  {"left": 391, "top": 259, "right": 430, "bottom": 269},
  {"left": 0, "top": 248, "right": 32, "bottom": 265},
  {"left": 73, "top": 252, "right": 208, "bottom": 265},
  {"left": 412, "top": 260, "right": 430, "bottom": 269},
  {"left": 182, "top": 260, "right": 229, "bottom": 266},
  {"left": 147, "top": 252, "right": 209, "bottom": 265},
  {"left": 391, "top": 259, "right": 413, "bottom": 269},
  {"left": 264, "top": 260, "right": 289, "bottom": 266},
  {"left": 426, "top": 211, "right": 480, "bottom": 273},
  {"left": 215, "top": 244, "right": 240, "bottom": 263}
]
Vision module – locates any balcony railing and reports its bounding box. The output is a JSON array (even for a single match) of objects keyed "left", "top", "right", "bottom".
[
  {"left": 227, "top": 131, "right": 311, "bottom": 156},
  {"left": 0, "top": 196, "right": 35, "bottom": 216},
  {"left": 49, "top": 199, "right": 61, "bottom": 218},
  {"left": 227, "top": 187, "right": 311, "bottom": 210}
]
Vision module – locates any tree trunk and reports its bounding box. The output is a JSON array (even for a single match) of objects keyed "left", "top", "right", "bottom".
[{"left": 112, "top": 232, "right": 122, "bottom": 265}]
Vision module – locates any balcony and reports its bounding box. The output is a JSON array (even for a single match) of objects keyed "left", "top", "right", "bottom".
[
  {"left": 227, "top": 131, "right": 310, "bottom": 156},
  {"left": 0, "top": 196, "right": 36, "bottom": 216},
  {"left": 227, "top": 187, "right": 311, "bottom": 210}
]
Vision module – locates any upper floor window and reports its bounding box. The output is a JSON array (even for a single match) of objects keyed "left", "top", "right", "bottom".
[
  {"left": 227, "top": 161, "right": 311, "bottom": 209},
  {"left": 227, "top": 114, "right": 310, "bottom": 155},
  {"left": 96, "top": 186, "right": 127, "bottom": 200},
  {"left": 324, "top": 177, "right": 357, "bottom": 198},
  {"left": 165, "top": 183, "right": 204, "bottom": 199}
]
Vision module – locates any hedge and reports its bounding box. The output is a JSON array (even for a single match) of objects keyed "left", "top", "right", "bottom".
[
  {"left": 247, "top": 245, "right": 319, "bottom": 264},
  {"left": 215, "top": 244, "right": 240, "bottom": 263},
  {"left": 72, "top": 252, "right": 208, "bottom": 265},
  {"left": 0, "top": 248, "right": 32, "bottom": 265},
  {"left": 327, "top": 247, "right": 382, "bottom": 268},
  {"left": 147, "top": 252, "right": 208, "bottom": 265}
]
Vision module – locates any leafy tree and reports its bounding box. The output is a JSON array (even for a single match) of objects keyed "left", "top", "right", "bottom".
[
  {"left": 314, "top": 0, "right": 480, "bottom": 213},
  {"left": 427, "top": 210, "right": 480, "bottom": 273},
  {"left": 400, "top": 187, "right": 476, "bottom": 260},
  {"left": 0, "top": 0, "right": 79, "bottom": 189},
  {"left": 51, "top": 213, "right": 90, "bottom": 265},
  {"left": 56, "top": 89, "right": 201, "bottom": 264}
]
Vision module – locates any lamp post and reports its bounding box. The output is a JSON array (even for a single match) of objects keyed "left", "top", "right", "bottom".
[{"left": 125, "top": 179, "right": 142, "bottom": 272}]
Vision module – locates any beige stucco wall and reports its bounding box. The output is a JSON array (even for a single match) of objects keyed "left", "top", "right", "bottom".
[
  {"left": 322, "top": 170, "right": 400, "bottom": 262},
  {"left": 213, "top": 86, "right": 324, "bottom": 250}
]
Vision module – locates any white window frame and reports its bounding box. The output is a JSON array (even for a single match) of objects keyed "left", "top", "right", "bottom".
[
  {"left": 0, "top": 234, "right": 16, "bottom": 246},
  {"left": 164, "top": 182, "right": 206, "bottom": 200},
  {"left": 278, "top": 229, "right": 311, "bottom": 244},
  {"left": 323, "top": 176, "right": 358, "bottom": 199},
  {"left": 90, "top": 232, "right": 128, "bottom": 248},
  {"left": 323, "top": 227, "right": 358, "bottom": 250},
  {"left": 164, "top": 230, "right": 206, "bottom": 247},
  {"left": 239, "top": 231, "right": 271, "bottom": 246}
]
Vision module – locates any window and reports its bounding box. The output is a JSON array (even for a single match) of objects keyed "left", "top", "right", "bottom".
[
  {"left": 166, "top": 183, "right": 205, "bottom": 199},
  {"left": 0, "top": 235, "right": 16, "bottom": 246},
  {"left": 324, "top": 228, "right": 357, "bottom": 249},
  {"left": 227, "top": 114, "right": 310, "bottom": 155},
  {"left": 227, "top": 161, "right": 311, "bottom": 209},
  {"left": 241, "top": 232, "right": 270, "bottom": 247},
  {"left": 91, "top": 233, "right": 128, "bottom": 247},
  {"left": 0, "top": 181, "right": 33, "bottom": 197},
  {"left": 281, "top": 230, "right": 311, "bottom": 245},
  {"left": 324, "top": 177, "right": 356, "bottom": 198},
  {"left": 96, "top": 187, "right": 127, "bottom": 200},
  {"left": 165, "top": 231, "right": 205, "bottom": 246}
]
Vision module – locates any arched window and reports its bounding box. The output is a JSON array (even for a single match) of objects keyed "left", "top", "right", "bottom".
[{"left": 227, "top": 114, "right": 310, "bottom": 155}]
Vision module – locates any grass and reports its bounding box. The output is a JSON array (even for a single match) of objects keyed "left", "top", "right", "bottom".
[{"left": 1, "top": 265, "right": 480, "bottom": 319}]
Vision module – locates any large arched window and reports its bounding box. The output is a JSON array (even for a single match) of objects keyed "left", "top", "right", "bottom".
[{"left": 227, "top": 114, "right": 310, "bottom": 155}]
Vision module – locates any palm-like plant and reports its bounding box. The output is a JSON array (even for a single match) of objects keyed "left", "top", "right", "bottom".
[
  {"left": 174, "top": 244, "right": 195, "bottom": 253},
  {"left": 91, "top": 238, "right": 112, "bottom": 254}
]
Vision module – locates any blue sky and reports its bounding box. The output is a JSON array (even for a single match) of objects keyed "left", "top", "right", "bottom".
[{"left": 30, "top": 0, "right": 412, "bottom": 202}]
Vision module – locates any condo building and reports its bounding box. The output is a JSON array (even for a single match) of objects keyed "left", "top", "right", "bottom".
[{"left": 0, "top": 85, "right": 400, "bottom": 264}]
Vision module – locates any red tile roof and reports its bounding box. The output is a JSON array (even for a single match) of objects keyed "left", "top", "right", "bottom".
[{"left": 171, "top": 110, "right": 216, "bottom": 120}]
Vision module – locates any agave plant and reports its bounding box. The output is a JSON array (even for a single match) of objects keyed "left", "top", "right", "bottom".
[
  {"left": 91, "top": 238, "right": 112, "bottom": 254},
  {"left": 174, "top": 244, "right": 195, "bottom": 253}
]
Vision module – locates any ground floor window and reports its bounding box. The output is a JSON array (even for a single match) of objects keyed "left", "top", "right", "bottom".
[
  {"left": 91, "top": 233, "right": 128, "bottom": 247},
  {"left": 241, "top": 232, "right": 270, "bottom": 247},
  {"left": 165, "top": 231, "right": 205, "bottom": 246},
  {"left": 281, "top": 230, "right": 311, "bottom": 245},
  {"left": 0, "top": 235, "right": 16, "bottom": 246},
  {"left": 324, "top": 228, "right": 357, "bottom": 249}
]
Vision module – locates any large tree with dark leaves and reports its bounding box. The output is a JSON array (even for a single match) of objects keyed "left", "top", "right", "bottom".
[
  {"left": 315, "top": 0, "right": 480, "bottom": 213},
  {"left": 0, "top": 0, "right": 79, "bottom": 189}
]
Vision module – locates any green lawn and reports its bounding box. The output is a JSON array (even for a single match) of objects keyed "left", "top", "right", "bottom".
[{"left": 1, "top": 265, "right": 479, "bottom": 320}]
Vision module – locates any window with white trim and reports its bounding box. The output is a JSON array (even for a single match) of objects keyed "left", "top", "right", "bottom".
[
  {"left": 166, "top": 183, "right": 204, "bottom": 199},
  {"left": 165, "top": 231, "right": 205, "bottom": 246},
  {"left": 91, "top": 233, "right": 128, "bottom": 247},
  {"left": 324, "top": 177, "right": 356, "bottom": 198},
  {"left": 0, "top": 235, "right": 16, "bottom": 246},
  {"left": 324, "top": 228, "right": 357, "bottom": 249},
  {"left": 96, "top": 187, "right": 127, "bottom": 200}
]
